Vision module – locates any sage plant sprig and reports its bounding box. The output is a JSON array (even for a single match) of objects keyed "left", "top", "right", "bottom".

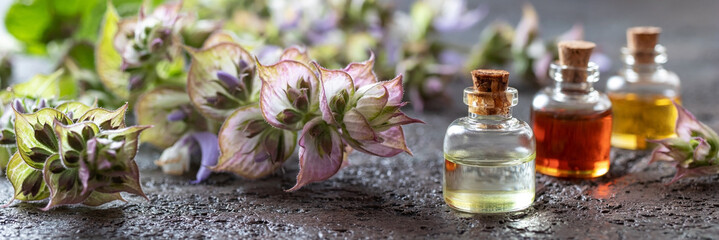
[
  {"left": 650, "top": 103, "right": 719, "bottom": 184},
  {"left": 5, "top": 101, "right": 150, "bottom": 210},
  {"left": 199, "top": 44, "right": 422, "bottom": 190}
]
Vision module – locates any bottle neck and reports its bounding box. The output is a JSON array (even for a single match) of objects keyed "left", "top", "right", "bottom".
[
  {"left": 467, "top": 110, "right": 512, "bottom": 120},
  {"left": 549, "top": 62, "right": 599, "bottom": 94},
  {"left": 621, "top": 45, "right": 667, "bottom": 74},
  {"left": 554, "top": 81, "right": 594, "bottom": 94},
  {"left": 462, "top": 87, "right": 519, "bottom": 123},
  {"left": 466, "top": 110, "right": 515, "bottom": 129},
  {"left": 624, "top": 63, "right": 665, "bottom": 73}
]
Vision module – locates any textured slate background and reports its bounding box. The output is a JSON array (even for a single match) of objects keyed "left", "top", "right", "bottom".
[{"left": 1, "top": 0, "right": 719, "bottom": 239}]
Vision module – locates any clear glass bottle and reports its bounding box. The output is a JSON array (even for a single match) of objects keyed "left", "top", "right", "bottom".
[
  {"left": 532, "top": 55, "right": 613, "bottom": 178},
  {"left": 607, "top": 27, "right": 680, "bottom": 150},
  {"left": 443, "top": 70, "right": 535, "bottom": 213}
]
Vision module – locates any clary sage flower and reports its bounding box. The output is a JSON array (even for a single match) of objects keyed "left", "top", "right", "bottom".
[
  {"left": 651, "top": 103, "right": 719, "bottom": 184},
  {"left": 650, "top": 103, "right": 719, "bottom": 184},
  {"left": 5, "top": 101, "right": 150, "bottom": 210},
  {"left": 97, "top": 2, "right": 186, "bottom": 100},
  {"left": 208, "top": 46, "right": 421, "bottom": 191}
]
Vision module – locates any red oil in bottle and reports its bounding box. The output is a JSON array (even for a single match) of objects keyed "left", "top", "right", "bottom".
[{"left": 532, "top": 109, "right": 612, "bottom": 178}]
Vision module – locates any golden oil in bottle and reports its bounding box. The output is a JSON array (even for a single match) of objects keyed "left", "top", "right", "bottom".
[
  {"left": 609, "top": 93, "right": 679, "bottom": 150},
  {"left": 606, "top": 27, "right": 682, "bottom": 150}
]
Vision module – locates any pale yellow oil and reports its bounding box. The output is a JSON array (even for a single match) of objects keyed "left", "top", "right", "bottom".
[
  {"left": 443, "top": 153, "right": 535, "bottom": 213},
  {"left": 609, "top": 93, "right": 680, "bottom": 150}
]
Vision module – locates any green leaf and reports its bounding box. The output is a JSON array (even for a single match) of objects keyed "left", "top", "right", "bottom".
[
  {"left": 67, "top": 42, "right": 97, "bottom": 70},
  {"left": 95, "top": 3, "right": 130, "bottom": 99},
  {"left": 155, "top": 53, "right": 186, "bottom": 85},
  {"left": 4, "top": 0, "right": 52, "bottom": 54},
  {"left": 93, "top": 160, "right": 145, "bottom": 199},
  {"left": 14, "top": 108, "right": 72, "bottom": 169},
  {"left": 92, "top": 126, "right": 149, "bottom": 199},
  {"left": 6, "top": 151, "right": 49, "bottom": 202},
  {"left": 11, "top": 69, "right": 65, "bottom": 99},
  {"left": 76, "top": 0, "right": 146, "bottom": 41},
  {"left": 78, "top": 104, "right": 129, "bottom": 130},
  {"left": 0, "top": 146, "right": 15, "bottom": 170},
  {"left": 55, "top": 101, "right": 95, "bottom": 121},
  {"left": 99, "top": 125, "right": 150, "bottom": 164},
  {"left": 42, "top": 154, "right": 89, "bottom": 210},
  {"left": 53, "top": 0, "right": 87, "bottom": 17},
  {"left": 58, "top": 74, "right": 79, "bottom": 99}
]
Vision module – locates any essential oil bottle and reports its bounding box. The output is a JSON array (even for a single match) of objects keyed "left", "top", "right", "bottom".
[
  {"left": 532, "top": 41, "right": 613, "bottom": 178},
  {"left": 443, "top": 69, "right": 536, "bottom": 213},
  {"left": 606, "top": 27, "right": 680, "bottom": 150}
]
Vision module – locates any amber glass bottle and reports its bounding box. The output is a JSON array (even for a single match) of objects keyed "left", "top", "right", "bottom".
[
  {"left": 607, "top": 27, "right": 681, "bottom": 150},
  {"left": 532, "top": 41, "right": 612, "bottom": 178}
]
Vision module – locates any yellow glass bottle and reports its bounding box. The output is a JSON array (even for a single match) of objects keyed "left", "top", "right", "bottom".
[{"left": 606, "top": 27, "right": 681, "bottom": 150}]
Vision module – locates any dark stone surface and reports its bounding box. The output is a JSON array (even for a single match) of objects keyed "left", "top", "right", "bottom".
[{"left": 2, "top": 0, "right": 719, "bottom": 239}]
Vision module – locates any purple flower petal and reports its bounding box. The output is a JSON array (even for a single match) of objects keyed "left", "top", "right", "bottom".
[
  {"left": 12, "top": 99, "right": 24, "bottom": 114},
  {"left": 558, "top": 23, "right": 584, "bottom": 41},
  {"left": 433, "top": 1, "right": 487, "bottom": 32},
  {"left": 216, "top": 70, "right": 240, "bottom": 90},
  {"left": 439, "top": 50, "right": 465, "bottom": 66},
  {"left": 512, "top": 3, "right": 538, "bottom": 50},
  {"left": 166, "top": 109, "right": 187, "bottom": 122},
  {"left": 150, "top": 38, "right": 164, "bottom": 51},
  {"left": 533, "top": 53, "right": 553, "bottom": 84},
  {"left": 590, "top": 52, "right": 612, "bottom": 73},
  {"left": 37, "top": 99, "right": 48, "bottom": 109},
  {"left": 409, "top": 87, "right": 424, "bottom": 112},
  {"left": 190, "top": 132, "right": 220, "bottom": 184}
]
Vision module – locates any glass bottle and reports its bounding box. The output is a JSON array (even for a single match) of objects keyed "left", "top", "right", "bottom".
[
  {"left": 607, "top": 27, "right": 680, "bottom": 150},
  {"left": 532, "top": 41, "right": 612, "bottom": 178},
  {"left": 443, "top": 69, "right": 535, "bottom": 213}
]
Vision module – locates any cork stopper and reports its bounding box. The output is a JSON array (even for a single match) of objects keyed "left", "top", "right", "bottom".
[
  {"left": 467, "top": 69, "right": 511, "bottom": 115},
  {"left": 557, "top": 40, "right": 595, "bottom": 83},
  {"left": 627, "top": 26, "right": 661, "bottom": 64}
]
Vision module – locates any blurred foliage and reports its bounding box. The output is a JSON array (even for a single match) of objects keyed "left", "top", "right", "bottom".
[{"left": 4, "top": 0, "right": 163, "bottom": 55}]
